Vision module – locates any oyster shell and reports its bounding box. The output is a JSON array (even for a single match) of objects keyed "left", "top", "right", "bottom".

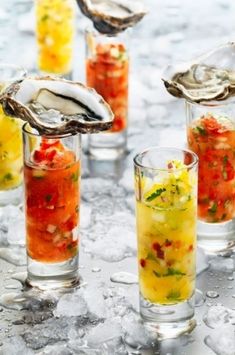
[
  {"left": 76, "top": 0, "right": 147, "bottom": 34},
  {"left": 163, "top": 42, "right": 235, "bottom": 103},
  {"left": 0, "top": 76, "right": 114, "bottom": 135}
]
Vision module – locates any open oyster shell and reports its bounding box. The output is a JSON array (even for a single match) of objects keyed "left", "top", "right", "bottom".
[
  {"left": 0, "top": 76, "right": 114, "bottom": 135},
  {"left": 163, "top": 42, "right": 235, "bottom": 103},
  {"left": 76, "top": 0, "right": 147, "bottom": 34}
]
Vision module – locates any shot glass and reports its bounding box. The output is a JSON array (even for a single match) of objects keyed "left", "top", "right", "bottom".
[
  {"left": 85, "top": 28, "right": 129, "bottom": 159},
  {"left": 0, "top": 63, "right": 26, "bottom": 206},
  {"left": 186, "top": 100, "right": 235, "bottom": 253},
  {"left": 35, "top": 0, "right": 75, "bottom": 77},
  {"left": 23, "top": 123, "right": 81, "bottom": 289},
  {"left": 134, "top": 147, "right": 198, "bottom": 339}
]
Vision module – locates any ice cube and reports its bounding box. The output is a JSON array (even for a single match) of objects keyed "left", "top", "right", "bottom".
[
  {"left": 80, "top": 204, "right": 92, "bottom": 229},
  {"left": 36, "top": 343, "right": 70, "bottom": 355},
  {"left": 122, "top": 312, "right": 156, "bottom": 349},
  {"left": 86, "top": 319, "right": 122, "bottom": 347},
  {"left": 22, "top": 317, "right": 77, "bottom": 350},
  {"left": 83, "top": 284, "right": 106, "bottom": 319},
  {"left": 204, "top": 324, "right": 235, "bottom": 355},
  {"left": 0, "top": 336, "right": 33, "bottom": 355},
  {"left": 54, "top": 292, "right": 88, "bottom": 317},
  {"left": 7, "top": 215, "right": 25, "bottom": 245},
  {"left": 203, "top": 305, "right": 230, "bottom": 328},
  {"left": 0, "top": 247, "right": 26, "bottom": 266},
  {"left": 209, "top": 256, "right": 235, "bottom": 273}
]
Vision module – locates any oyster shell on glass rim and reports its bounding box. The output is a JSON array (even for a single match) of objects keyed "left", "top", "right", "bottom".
[
  {"left": 162, "top": 42, "right": 235, "bottom": 103},
  {"left": 76, "top": 0, "right": 147, "bottom": 34},
  {"left": 0, "top": 76, "right": 114, "bottom": 135}
]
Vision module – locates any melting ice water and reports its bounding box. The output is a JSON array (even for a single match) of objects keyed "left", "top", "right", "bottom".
[
  {"left": 206, "top": 291, "right": 219, "bottom": 299},
  {"left": 110, "top": 272, "right": 138, "bottom": 285}
]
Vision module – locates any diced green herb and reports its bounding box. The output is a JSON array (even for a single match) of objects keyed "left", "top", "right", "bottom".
[
  {"left": 45, "top": 194, "right": 52, "bottom": 202},
  {"left": 4, "top": 173, "right": 13, "bottom": 181},
  {"left": 153, "top": 270, "right": 161, "bottom": 278},
  {"left": 146, "top": 253, "right": 157, "bottom": 262},
  {"left": 71, "top": 171, "right": 79, "bottom": 182},
  {"left": 41, "top": 14, "right": 49, "bottom": 21},
  {"left": 208, "top": 202, "right": 217, "bottom": 214},
  {"left": 175, "top": 185, "right": 180, "bottom": 195},
  {"left": 165, "top": 268, "right": 186, "bottom": 276},
  {"left": 196, "top": 126, "right": 207, "bottom": 136},
  {"left": 146, "top": 188, "right": 166, "bottom": 202},
  {"left": 223, "top": 155, "right": 228, "bottom": 164},
  {"left": 167, "top": 290, "right": 181, "bottom": 301},
  {"left": 75, "top": 205, "right": 79, "bottom": 213},
  {"left": 153, "top": 268, "right": 185, "bottom": 278}
]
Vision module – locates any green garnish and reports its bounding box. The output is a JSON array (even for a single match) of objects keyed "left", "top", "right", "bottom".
[
  {"left": 153, "top": 270, "right": 161, "bottom": 278},
  {"left": 165, "top": 268, "right": 186, "bottom": 276},
  {"left": 167, "top": 290, "right": 181, "bottom": 301},
  {"left": 146, "top": 253, "right": 157, "bottom": 262},
  {"left": 153, "top": 268, "right": 185, "bottom": 278},
  {"left": 208, "top": 202, "right": 217, "bottom": 214},
  {"left": 223, "top": 155, "right": 228, "bottom": 164},
  {"left": 45, "top": 194, "right": 52, "bottom": 202},
  {"left": 196, "top": 126, "right": 207, "bottom": 136},
  {"left": 4, "top": 173, "right": 13, "bottom": 181},
  {"left": 146, "top": 188, "right": 166, "bottom": 202},
  {"left": 75, "top": 205, "right": 79, "bottom": 213},
  {"left": 175, "top": 185, "right": 180, "bottom": 194},
  {"left": 41, "top": 14, "right": 49, "bottom": 21},
  {"left": 71, "top": 171, "right": 79, "bottom": 182}
]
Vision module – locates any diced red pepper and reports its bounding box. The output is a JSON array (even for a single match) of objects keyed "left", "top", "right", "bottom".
[{"left": 140, "top": 259, "right": 146, "bottom": 268}]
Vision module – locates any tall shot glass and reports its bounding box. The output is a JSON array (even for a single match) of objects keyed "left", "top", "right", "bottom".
[
  {"left": 0, "top": 64, "right": 26, "bottom": 205},
  {"left": 186, "top": 100, "right": 235, "bottom": 253},
  {"left": 134, "top": 147, "right": 198, "bottom": 338},
  {"left": 85, "top": 28, "right": 129, "bottom": 160},
  {"left": 23, "top": 123, "right": 81, "bottom": 289}
]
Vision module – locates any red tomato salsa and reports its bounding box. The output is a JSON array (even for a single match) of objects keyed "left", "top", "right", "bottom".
[
  {"left": 86, "top": 43, "right": 129, "bottom": 133},
  {"left": 24, "top": 138, "right": 80, "bottom": 263},
  {"left": 187, "top": 114, "right": 235, "bottom": 223}
]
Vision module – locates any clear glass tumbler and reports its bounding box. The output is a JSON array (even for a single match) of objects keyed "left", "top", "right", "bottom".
[
  {"left": 23, "top": 123, "right": 81, "bottom": 289},
  {"left": 186, "top": 100, "right": 235, "bottom": 253},
  {"left": 35, "top": 0, "right": 75, "bottom": 77},
  {"left": 0, "top": 64, "right": 26, "bottom": 206},
  {"left": 85, "top": 28, "right": 129, "bottom": 160},
  {"left": 134, "top": 147, "right": 198, "bottom": 339}
]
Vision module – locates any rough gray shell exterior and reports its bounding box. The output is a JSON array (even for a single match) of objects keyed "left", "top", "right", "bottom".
[
  {"left": 0, "top": 76, "right": 114, "bottom": 135},
  {"left": 162, "top": 42, "right": 235, "bottom": 103},
  {"left": 76, "top": 0, "right": 147, "bottom": 34}
]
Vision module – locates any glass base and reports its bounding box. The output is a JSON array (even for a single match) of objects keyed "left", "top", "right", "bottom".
[
  {"left": 27, "top": 254, "right": 79, "bottom": 290},
  {"left": 197, "top": 219, "right": 235, "bottom": 254},
  {"left": 0, "top": 185, "right": 23, "bottom": 206},
  {"left": 140, "top": 294, "right": 195, "bottom": 339},
  {"left": 88, "top": 130, "right": 127, "bottom": 160}
]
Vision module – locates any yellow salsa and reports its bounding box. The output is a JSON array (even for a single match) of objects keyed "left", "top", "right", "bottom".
[
  {"left": 36, "top": 0, "right": 75, "bottom": 75},
  {"left": 136, "top": 160, "right": 197, "bottom": 304}
]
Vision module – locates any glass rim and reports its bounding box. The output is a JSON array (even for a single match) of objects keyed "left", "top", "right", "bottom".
[
  {"left": 185, "top": 97, "right": 235, "bottom": 108},
  {"left": 0, "top": 63, "right": 27, "bottom": 81},
  {"left": 133, "top": 146, "right": 198, "bottom": 171},
  {"left": 22, "top": 122, "right": 79, "bottom": 139},
  {"left": 85, "top": 25, "right": 132, "bottom": 38}
]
